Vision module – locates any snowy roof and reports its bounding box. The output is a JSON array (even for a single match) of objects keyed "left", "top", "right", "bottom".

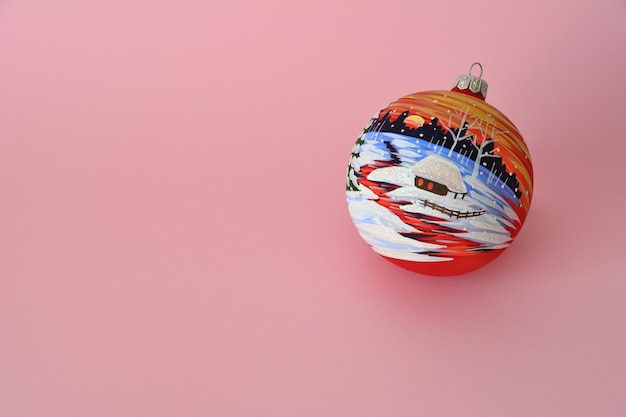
[{"left": 410, "top": 155, "right": 467, "bottom": 194}]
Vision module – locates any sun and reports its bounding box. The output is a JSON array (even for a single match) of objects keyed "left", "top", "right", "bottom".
[{"left": 404, "top": 115, "right": 425, "bottom": 129}]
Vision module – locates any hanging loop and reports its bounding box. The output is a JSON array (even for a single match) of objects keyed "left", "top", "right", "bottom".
[{"left": 469, "top": 62, "right": 483, "bottom": 78}]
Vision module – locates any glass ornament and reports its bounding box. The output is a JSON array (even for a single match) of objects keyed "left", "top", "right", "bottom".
[{"left": 346, "top": 63, "right": 533, "bottom": 276}]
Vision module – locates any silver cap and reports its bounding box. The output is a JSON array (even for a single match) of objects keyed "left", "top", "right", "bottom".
[{"left": 454, "top": 62, "right": 488, "bottom": 98}]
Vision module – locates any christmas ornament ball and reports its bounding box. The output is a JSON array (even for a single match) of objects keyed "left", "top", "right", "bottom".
[{"left": 346, "top": 64, "right": 533, "bottom": 276}]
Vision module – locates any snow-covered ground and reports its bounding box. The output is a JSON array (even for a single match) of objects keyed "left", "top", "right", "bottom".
[
  {"left": 346, "top": 131, "right": 521, "bottom": 261},
  {"left": 346, "top": 195, "right": 451, "bottom": 262}
]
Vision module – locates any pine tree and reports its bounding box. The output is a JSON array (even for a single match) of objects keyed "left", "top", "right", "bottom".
[
  {"left": 346, "top": 117, "right": 376, "bottom": 191},
  {"left": 346, "top": 134, "right": 365, "bottom": 191}
]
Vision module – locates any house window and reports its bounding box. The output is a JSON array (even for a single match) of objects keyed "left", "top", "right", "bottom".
[{"left": 414, "top": 176, "right": 467, "bottom": 200}]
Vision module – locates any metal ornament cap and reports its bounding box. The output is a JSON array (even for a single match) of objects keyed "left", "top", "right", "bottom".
[{"left": 454, "top": 62, "right": 488, "bottom": 98}]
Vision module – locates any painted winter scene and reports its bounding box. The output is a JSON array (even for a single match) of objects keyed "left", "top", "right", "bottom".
[{"left": 346, "top": 90, "right": 533, "bottom": 264}]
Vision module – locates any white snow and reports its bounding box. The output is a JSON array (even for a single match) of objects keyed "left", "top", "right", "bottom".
[
  {"left": 362, "top": 165, "right": 515, "bottom": 250},
  {"left": 348, "top": 199, "right": 413, "bottom": 232},
  {"left": 465, "top": 176, "right": 520, "bottom": 223},
  {"left": 398, "top": 149, "right": 420, "bottom": 158},
  {"left": 373, "top": 247, "right": 452, "bottom": 262},
  {"left": 346, "top": 187, "right": 378, "bottom": 200},
  {"left": 356, "top": 223, "right": 443, "bottom": 251},
  {"left": 391, "top": 138, "right": 418, "bottom": 149},
  {"left": 347, "top": 130, "right": 521, "bottom": 259},
  {"left": 346, "top": 194, "right": 447, "bottom": 261},
  {"left": 357, "top": 149, "right": 387, "bottom": 167},
  {"left": 367, "top": 166, "right": 414, "bottom": 187}
]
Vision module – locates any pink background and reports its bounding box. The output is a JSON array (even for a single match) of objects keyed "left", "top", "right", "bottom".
[{"left": 1, "top": 1, "right": 625, "bottom": 416}]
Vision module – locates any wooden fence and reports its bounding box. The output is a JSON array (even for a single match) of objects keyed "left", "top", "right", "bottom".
[{"left": 419, "top": 199, "right": 485, "bottom": 219}]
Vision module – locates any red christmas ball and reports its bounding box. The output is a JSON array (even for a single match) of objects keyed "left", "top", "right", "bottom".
[{"left": 346, "top": 63, "right": 533, "bottom": 276}]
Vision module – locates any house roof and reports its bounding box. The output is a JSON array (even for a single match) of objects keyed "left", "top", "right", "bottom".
[{"left": 410, "top": 155, "right": 467, "bottom": 194}]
